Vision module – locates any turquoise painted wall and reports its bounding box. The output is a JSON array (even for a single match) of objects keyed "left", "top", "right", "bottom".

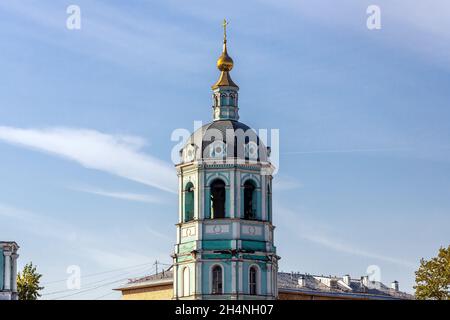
[
  {"left": 242, "top": 240, "right": 266, "bottom": 251},
  {"left": 202, "top": 240, "right": 233, "bottom": 250}
]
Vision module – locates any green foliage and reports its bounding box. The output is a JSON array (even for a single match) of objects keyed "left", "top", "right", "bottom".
[
  {"left": 414, "top": 245, "right": 450, "bottom": 300},
  {"left": 17, "top": 262, "right": 44, "bottom": 300}
]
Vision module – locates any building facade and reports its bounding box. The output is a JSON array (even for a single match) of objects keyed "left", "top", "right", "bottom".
[
  {"left": 0, "top": 241, "right": 19, "bottom": 300},
  {"left": 115, "top": 23, "right": 413, "bottom": 301},
  {"left": 117, "top": 271, "right": 413, "bottom": 300},
  {"left": 171, "top": 22, "right": 279, "bottom": 300}
]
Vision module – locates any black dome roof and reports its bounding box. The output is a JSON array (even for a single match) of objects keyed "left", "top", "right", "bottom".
[{"left": 180, "top": 120, "right": 268, "bottom": 163}]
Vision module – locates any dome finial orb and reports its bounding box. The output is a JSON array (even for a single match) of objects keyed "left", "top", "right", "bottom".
[{"left": 217, "top": 19, "right": 234, "bottom": 72}]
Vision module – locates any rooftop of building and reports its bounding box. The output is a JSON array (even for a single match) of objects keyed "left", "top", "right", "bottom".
[
  {"left": 277, "top": 272, "right": 413, "bottom": 300},
  {"left": 115, "top": 268, "right": 414, "bottom": 299},
  {"left": 114, "top": 269, "right": 174, "bottom": 291}
]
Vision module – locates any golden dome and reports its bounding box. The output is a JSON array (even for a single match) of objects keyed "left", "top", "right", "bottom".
[{"left": 217, "top": 41, "right": 234, "bottom": 72}]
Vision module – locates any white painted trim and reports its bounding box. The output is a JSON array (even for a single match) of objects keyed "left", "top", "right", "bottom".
[
  {"left": 238, "top": 262, "right": 243, "bottom": 293},
  {"left": 231, "top": 261, "right": 237, "bottom": 294},
  {"left": 195, "top": 262, "right": 202, "bottom": 295},
  {"left": 11, "top": 254, "right": 18, "bottom": 292},
  {"left": 230, "top": 169, "right": 235, "bottom": 218},
  {"left": 267, "top": 264, "right": 272, "bottom": 295},
  {"left": 3, "top": 251, "right": 11, "bottom": 290},
  {"left": 206, "top": 172, "right": 229, "bottom": 186},
  {"left": 236, "top": 172, "right": 241, "bottom": 218},
  {"left": 181, "top": 266, "right": 190, "bottom": 297},
  {"left": 194, "top": 172, "right": 199, "bottom": 220},
  {"left": 232, "top": 221, "right": 239, "bottom": 240},
  {"left": 197, "top": 223, "right": 203, "bottom": 241},
  {"left": 240, "top": 174, "right": 261, "bottom": 188},
  {"left": 178, "top": 175, "right": 183, "bottom": 223},
  {"left": 261, "top": 175, "right": 266, "bottom": 221},
  {"left": 248, "top": 264, "right": 262, "bottom": 295},
  {"left": 173, "top": 264, "right": 178, "bottom": 298},
  {"left": 197, "top": 171, "right": 205, "bottom": 219}
]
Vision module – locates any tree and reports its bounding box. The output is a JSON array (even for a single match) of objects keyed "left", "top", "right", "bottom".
[
  {"left": 414, "top": 245, "right": 450, "bottom": 300},
  {"left": 17, "top": 262, "right": 44, "bottom": 300}
]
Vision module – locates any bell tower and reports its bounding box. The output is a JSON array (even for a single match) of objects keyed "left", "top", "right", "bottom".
[{"left": 172, "top": 20, "right": 279, "bottom": 300}]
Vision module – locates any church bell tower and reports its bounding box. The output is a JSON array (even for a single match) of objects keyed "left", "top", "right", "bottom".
[{"left": 172, "top": 20, "right": 279, "bottom": 300}]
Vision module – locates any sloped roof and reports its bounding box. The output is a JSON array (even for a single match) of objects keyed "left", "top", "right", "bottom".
[
  {"left": 278, "top": 272, "right": 414, "bottom": 300},
  {"left": 115, "top": 270, "right": 414, "bottom": 299}
]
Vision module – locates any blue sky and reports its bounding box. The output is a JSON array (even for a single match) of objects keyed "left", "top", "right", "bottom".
[{"left": 0, "top": 0, "right": 449, "bottom": 299}]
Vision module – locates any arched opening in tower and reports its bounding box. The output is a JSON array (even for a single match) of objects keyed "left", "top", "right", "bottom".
[
  {"left": 210, "top": 179, "right": 226, "bottom": 218},
  {"left": 244, "top": 180, "right": 257, "bottom": 220}
]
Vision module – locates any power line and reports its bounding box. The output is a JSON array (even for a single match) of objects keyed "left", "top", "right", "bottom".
[
  {"left": 94, "top": 291, "right": 116, "bottom": 300},
  {"left": 42, "top": 261, "right": 155, "bottom": 285},
  {"left": 43, "top": 264, "right": 154, "bottom": 296},
  {"left": 53, "top": 277, "right": 131, "bottom": 300},
  {"left": 48, "top": 265, "right": 154, "bottom": 300}
]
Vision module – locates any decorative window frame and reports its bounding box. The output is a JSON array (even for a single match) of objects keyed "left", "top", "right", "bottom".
[
  {"left": 209, "top": 263, "right": 225, "bottom": 295},
  {"left": 248, "top": 264, "right": 261, "bottom": 295},
  {"left": 181, "top": 266, "right": 191, "bottom": 297}
]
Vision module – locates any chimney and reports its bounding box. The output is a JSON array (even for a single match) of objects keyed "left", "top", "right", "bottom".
[
  {"left": 298, "top": 275, "right": 306, "bottom": 287},
  {"left": 361, "top": 276, "right": 369, "bottom": 287},
  {"left": 391, "top": 281, "right": 399, "bottom": 291},
  {"left": 343, "top": 274, "right": 351, "bottom": 286}
]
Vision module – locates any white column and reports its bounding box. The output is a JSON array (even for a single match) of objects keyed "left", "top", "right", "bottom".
[
  {"left": 178, "top": 174, "right": 183, "bottom": 223},
  {"left": 231, "top": 261, "right": 236, "bottom": 294},
  {"left": 173, "top": 264, "right": 178, "bottom": 299},
  {"left": 200, "top": 171, "right": 205, "bottom": 219},
  {"left": 3, "top": 251, "right": 11, "bottom": 290},
  {"left": 11, "top": 254, "right": 19, "bottom": 292},
  {"left": 261, "top": 175, "right": 267, "bottom": 220},
  {"left": 195, "top": 262, "right": 202, "bottom": 296},
  {"left": 194, "top": 173, "right": 199, "bottom": 219},
  {"left": 197, "top": 171, "right": 203, "bottom": 219},
  {"left": 267, "top": 264, "right": 272, "bottom": 296},
  {"left": 236, "top": 172, "right": 241, "bottom": 218},
  {"left": 230, "top": 169, "right": 235, "bottom": 218},
  {"left": 238, "top": 262, "right": 243, "bottom": 293}
]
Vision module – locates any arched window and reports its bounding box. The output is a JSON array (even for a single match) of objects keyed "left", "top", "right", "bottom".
[
  {"left": 249, "top": 266, "right": 258, "bottom": 295},
  {"left": 244, "top": 180, "right": 257, "bottom": 220},
  {"left": 220, "top": 93, "right": 227, "bottom": 106},
  {"left": 210, "top": 179, "right": 225, "bottom": 218},
  {"left": 212, "top": 265, "right": 223, "bottom": 294},
  {"left": 184, "top": 182, "right": 194, "bottom": 222},
  {"left": 267, "top": 184, "right": 272, "bottom": 222},
  {"left": 229, "top": 93, "right": 235, "bottom": 105},
  {"left": 182, "top": 267, "right": 190, "bottom": 297}
]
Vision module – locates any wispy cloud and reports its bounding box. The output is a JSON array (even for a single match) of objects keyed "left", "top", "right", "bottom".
[
  {"left": 0, "top": 126, "right": 177, "bottom": 193},
  {"left": 283, "top": 147, "right": 414, "bottom": 155},
  {"left": 272, "top": 175, "right": 303, "bottom": 191},
  {"left": 276, "top": 205, "right": 416, "bottom": 269},
  {"left": 70, "top": 185, "right": 167, "bottom": 204}
]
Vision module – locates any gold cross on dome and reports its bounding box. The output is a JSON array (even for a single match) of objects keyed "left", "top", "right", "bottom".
[{"left": 223, "top": 19, "right": 228, "bottom": 41}]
